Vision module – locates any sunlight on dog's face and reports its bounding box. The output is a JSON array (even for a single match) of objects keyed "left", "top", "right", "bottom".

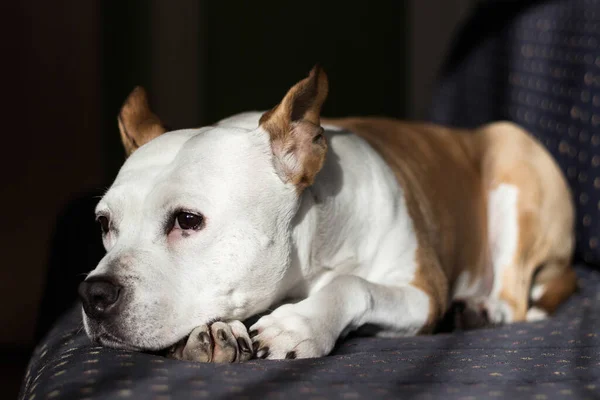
[
  {"left": 83, "top": 127, "right": 298, "bottom": 350},
  {"left": 81, "top": 67, "right": 328, "bottom": 351}
]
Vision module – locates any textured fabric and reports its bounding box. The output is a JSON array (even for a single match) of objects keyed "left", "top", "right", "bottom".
[
  {"left": 430, "top": 0, "right": 600, "bottom": 265},
  {"left": 19, "top": 266, "right": 600, "bottom": 400}
]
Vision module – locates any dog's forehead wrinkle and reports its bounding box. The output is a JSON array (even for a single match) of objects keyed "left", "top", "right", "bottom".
[
  {"left": 162, "top": 129, "right": 289, "bottom": 206},
  {"left": 175, "top": 126, "right": 271, "bottom": 170},
  {"left": 122, "top": 128, "right": 206, "bottom": 169},
  {"left": 117, "top": 126, "right": 277, "bottom": 205},
  {"left": 110, "top": 127, "right": 215, "bottom": 197}
]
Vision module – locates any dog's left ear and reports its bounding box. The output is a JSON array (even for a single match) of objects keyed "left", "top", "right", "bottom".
[
  {"left": 118, "top": 86, "right": 167, "bottom": 157},
  {"left": 260, "top": 65, "right": 329, "bottom": 192}
]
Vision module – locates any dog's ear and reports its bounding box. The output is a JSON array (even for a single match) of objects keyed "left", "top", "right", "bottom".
[
  {"left": 260, "top": 65, "right": 329, "bottom": 192},
  {"left": 118, "top": 86, "right": 167, "bottom": 157}
]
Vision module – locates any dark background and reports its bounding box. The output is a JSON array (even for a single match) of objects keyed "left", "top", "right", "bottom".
[{"left": 0, "top": 0, "right": 473, "bottom": 396}]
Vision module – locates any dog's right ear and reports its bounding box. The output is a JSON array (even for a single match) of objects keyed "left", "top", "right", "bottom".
[
  {"left": 118, "top": 87, "right": 167, "bottom": 157},
  {"left": 259, "top": 66, "right": 329, "bottom": 192}
]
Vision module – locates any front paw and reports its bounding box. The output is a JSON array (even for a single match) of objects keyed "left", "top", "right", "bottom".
[
  {"left": 166, "top": 320, "right": 253, "bottom": 363},
  {"left": 249, "top": 305, "right": 333, "bottom": 360}
]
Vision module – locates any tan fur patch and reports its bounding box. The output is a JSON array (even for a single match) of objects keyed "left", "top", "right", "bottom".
[
  {"left": 260, "top": 66, "right": 329, "bottom": 192},
  {"left": 324, "top": 118, "right": 575, "bottom": 324},
  {"left": 480, "top": 123, "right": 575, "bottom": 320},
  {"left": 118, "top": 86, "right": 166, "bottom": 156},
  {"left": 534, "top": 266, "right": 577, "bottom": 314}
]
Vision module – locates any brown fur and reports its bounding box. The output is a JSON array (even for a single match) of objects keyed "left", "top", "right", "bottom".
[
  {"left": 533, "top": 266, "right": 577, "bottom": 314},
  {"left": 118, "top": 86, "right": 166, "bottom": 156},
  {"left": 480, "top": 123, "right": 575, "bottom": 320},
  {"left": 323, "top": 117, "right": 575, "bottom": 328},
  {"left": 260, "top": 66, "right": 329, "bottom": 192},
  {"left": 117, "top": 67, "right": 575, "bottom": 330}
]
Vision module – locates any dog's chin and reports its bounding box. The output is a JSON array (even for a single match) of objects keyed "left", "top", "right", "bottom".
[
  {"left": 96, "top": 331, "right": 143, "bottom": 351},
  {"left": 84, "top": 319, "right": 189, "bottom": 353},
  {"left": 91, "top": 329, "right": 182, "bottom": 352}
]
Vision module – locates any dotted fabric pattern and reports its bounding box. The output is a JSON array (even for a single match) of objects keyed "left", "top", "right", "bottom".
[
  {"left": 430, "top": 0, "right": 600, "bottom": 265},
  {"left": 18, "top": 266, "right": 600, "bottom": 400}
]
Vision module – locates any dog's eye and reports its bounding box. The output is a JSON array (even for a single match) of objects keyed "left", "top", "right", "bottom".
[
  {"left": 97, "top": 216, "right": 109, "bottom": 234},
  {"left": 175, "top": 212, "right": 204, "bottom": 230}
]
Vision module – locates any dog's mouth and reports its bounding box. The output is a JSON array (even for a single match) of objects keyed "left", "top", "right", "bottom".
[
  {"left": 93, "top": 329, "right": 144, "bottom": 351},
  {"left": 83, "top": 306, "right": 225, "bottom": 354},
  {"left": 87, "top": 321, "right": 190, "bottom": 354}
]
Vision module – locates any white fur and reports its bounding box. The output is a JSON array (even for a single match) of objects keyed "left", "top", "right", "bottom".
[
  {"left": 527, "top": 284, "right": 549, "bottom": 322},
  {"left": 453, "top": 271, "right": 486, "bottom": 299},
  {"left": 486, "top": 183, "right": 520, "bottom": 324},
  {"left": 526, "top": 306, "right": 548, "bottom": 321},
  {"left": 250, "top": 126, "right": 429, "bottom": 356},
  {"left": 87, "top": 125, "right": 298, "bottom": 349},
  {"left": 83, "top": 112, "right": 430, "bottom": 356},
  {"left": 530, "top": 283, "right": 545, "bottom": 302}
]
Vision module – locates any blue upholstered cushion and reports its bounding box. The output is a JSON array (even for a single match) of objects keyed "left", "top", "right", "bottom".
[{"left": 430, "top": 0, "right": 600, "bottom": 265}]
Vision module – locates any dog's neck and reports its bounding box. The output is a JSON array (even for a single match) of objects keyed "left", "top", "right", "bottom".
[
  {"left": 214, "top": 113, "right": 418, "bottom": 304},
  {"left": 286, "top": 128, "right": 417, "bottom": 299}
]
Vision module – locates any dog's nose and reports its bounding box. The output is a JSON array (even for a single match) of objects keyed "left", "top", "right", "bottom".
[{"left": 78, "top": 277, "right": 122, "bottom": 320}]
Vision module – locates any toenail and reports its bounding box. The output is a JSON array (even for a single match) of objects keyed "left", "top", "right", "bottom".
[
  {"left": 237, "top": 337, "right": 251, "bottom": 353},
  {"left": 256, "top": 347, "right": 269, "bottom": 359},
  {"left": 199, "top": 332, "right": 211, "bottom": 345}
]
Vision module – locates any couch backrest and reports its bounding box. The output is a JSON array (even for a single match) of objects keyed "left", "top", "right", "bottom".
[{"left": 430, "top": 0, "right": 600, "bottom": 266}]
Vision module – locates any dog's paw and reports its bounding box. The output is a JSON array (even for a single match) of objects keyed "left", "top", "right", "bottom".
[
  {"left": 249, "top": 305, "right": 332, "bottom": 360},
  {"left": 437, "top": 297, "right": 514, "bottom": 332},
  {"left": 483, "top": 297, "right": 514, "bottom": 324},
  {"left": 525, "top": 306, "right": 548, "bottom": 321},
  {"left": 166, "top": 321, "right": 253, "bottom": 363},
  {"left": 437, "top": 299, "right": 492, "bottom": 332}
]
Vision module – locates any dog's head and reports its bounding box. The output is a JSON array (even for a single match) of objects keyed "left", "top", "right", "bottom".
[{"left": 80, "top": 67, "right": 328, "bottom": 350}]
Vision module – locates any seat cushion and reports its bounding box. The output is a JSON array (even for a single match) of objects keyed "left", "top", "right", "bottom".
[
  {"left": 19, "top": 265, "right": 600, "bottom": 400},
  {"left": 430, "top": 0, "right": 600, "bottom": 266}
]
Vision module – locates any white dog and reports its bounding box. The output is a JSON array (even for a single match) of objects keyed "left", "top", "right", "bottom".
[{"left": 80, "top": 67, "right": 575, "bottom": 362}]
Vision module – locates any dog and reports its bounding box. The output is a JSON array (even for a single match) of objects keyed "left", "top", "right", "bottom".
[{"left": 79, "top": 66, "right": 576, "bottom": 362}]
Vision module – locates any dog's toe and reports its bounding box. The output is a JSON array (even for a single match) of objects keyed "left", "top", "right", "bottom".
[
  {"left": 228, "top": 320, "right": 253, "bottom": 362},
  {"left": 210, "top": 321, "right": 253, "bottom": 362},
  {"left": 249, "top": 308, "right": 327, "bottom": 360},
  {"left": 210, "top": 322, "right": 240, "bottom": 363},
  {"left": 167, "top": 320, "right": 253, "bottom": 363},
  {"left": 169, "top": 324, "right": 213, "bottom": 362}
]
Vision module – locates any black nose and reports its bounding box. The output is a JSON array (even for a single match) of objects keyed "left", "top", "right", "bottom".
[{"left": 78, "top": 276, "right": 122, "bottom": 320}]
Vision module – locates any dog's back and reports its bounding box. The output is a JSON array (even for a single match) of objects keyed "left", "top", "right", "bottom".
[{"left": 324, "top": 117, "right": 575, "bottom": 328}]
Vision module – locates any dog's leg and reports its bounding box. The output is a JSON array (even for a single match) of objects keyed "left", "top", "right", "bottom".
[
  {"left": 527, "top": 260, "right": 577, "bottom": 321},
  {"left": 485, "top": 187, "right": 535, "bottom": 324},
  {"left": 485, "top": 214, "right": 576, "bottom": 325},
  {"left": 440, "top": 183, "right": 526, "bottom": 329},
  {"left": 475, "top": 123, "right": 575, "bottom": 325},
  {"left": 459, "top": 186, "right": 541, "bottom": 325},
  {"left": 452, "top": 193, "right": 575, "bottom": 327},
  {"left": 249, "top": 275, "right": 439, "bottom": 359}
]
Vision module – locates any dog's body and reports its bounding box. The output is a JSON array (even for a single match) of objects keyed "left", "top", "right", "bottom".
[{"left": 80, "top": 68, "right": 575, "bottom": 361}]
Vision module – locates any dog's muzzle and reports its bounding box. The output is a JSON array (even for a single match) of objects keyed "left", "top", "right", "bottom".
[{"left": 78, "top": 276, "right": 123, "bottom": 321}]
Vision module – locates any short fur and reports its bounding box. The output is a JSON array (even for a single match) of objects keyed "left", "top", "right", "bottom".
[{"left": 81, "top": 67, "right": 575, "bottom": 360}]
